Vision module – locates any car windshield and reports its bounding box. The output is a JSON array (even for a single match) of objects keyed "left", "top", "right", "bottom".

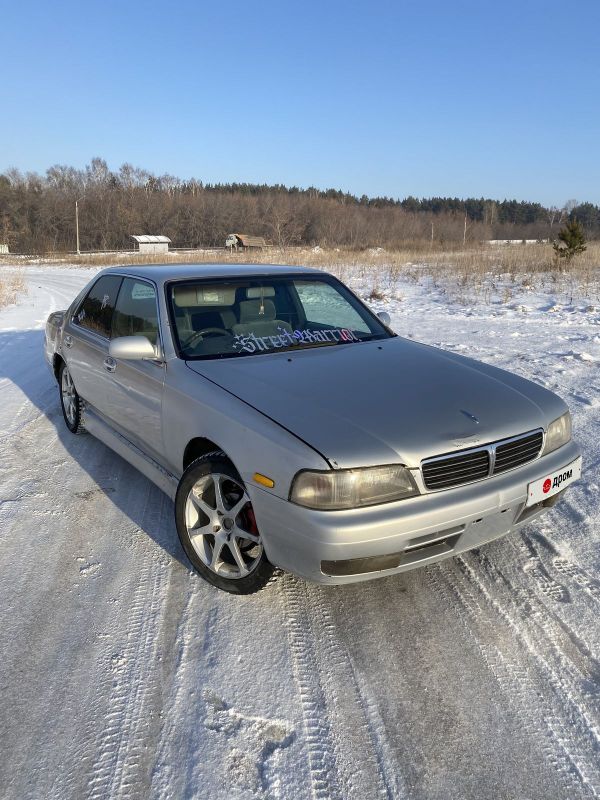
[{"left": 168, "top": 274, "right": 392, "bottom": 359}]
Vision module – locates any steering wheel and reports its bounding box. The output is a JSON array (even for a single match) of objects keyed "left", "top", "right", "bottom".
[{"left": 184, "top": 328, "right": 229, "bottom": 349}]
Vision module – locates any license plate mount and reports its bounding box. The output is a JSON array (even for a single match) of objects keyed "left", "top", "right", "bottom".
[{"left": 526, "top": 456, "right": 582, "bottom": 507}]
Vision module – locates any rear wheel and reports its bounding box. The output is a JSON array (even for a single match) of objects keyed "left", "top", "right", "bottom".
[
  {"left": 59, "top": 362, "right": 85, "bottom": 434},
  {"left": 175, "top": 452, "right": 276, "bottom": 594}
]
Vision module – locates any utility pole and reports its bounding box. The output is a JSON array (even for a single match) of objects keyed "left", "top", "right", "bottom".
[
  {"left": 463, "top": 212, "right": 468, "bottom": 246},
  {"left": 75, "top": 197, "right": 84, "bottom": 255}
]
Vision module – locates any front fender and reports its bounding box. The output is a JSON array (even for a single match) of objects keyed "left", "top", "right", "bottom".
[{"left": 162, "top": 359, "right": 329, "bottom": 501}]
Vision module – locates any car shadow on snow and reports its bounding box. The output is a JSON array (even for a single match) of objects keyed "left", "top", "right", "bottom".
[{"left": 0, "top": 328, "right": 188, "bottom": 568}]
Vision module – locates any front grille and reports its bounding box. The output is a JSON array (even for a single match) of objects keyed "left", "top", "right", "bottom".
[
  {"left": 422, "top": 429, "right": 543, "bottom": 491},
  {"left": 493, "top": 430, "right": 544, "bottom": 474},
  {"left": 422, "top": 449, "right": 490, "bottom": 490}
]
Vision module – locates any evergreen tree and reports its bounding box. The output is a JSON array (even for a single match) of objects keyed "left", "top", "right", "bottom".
[{"left": 553, "top": 219, "right": 587, "bottom": 263}]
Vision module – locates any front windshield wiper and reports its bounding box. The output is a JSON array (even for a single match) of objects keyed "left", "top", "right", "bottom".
[{"left": 274, "top": 339, "right": 350, "bottom": 353}]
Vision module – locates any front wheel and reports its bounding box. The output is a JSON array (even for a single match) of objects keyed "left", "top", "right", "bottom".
[{"left": 175, "top": 452, "right": 276, "bottom": 594}]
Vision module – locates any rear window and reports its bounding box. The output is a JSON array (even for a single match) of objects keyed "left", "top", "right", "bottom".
[{"left": 74, "top": 276, "right": 123, "bottom": 338}]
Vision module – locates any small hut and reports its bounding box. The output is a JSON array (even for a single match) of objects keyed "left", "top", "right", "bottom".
[
  {"left": 225, "top": 234, "right": 268, "bottom": 250},
  {"left": 131, "top": 235, "right": 171, "bottom": 254}
]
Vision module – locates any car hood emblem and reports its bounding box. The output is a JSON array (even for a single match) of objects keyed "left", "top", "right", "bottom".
[{"left": 460, "top": 409, "right": 480, "bottom": 424}]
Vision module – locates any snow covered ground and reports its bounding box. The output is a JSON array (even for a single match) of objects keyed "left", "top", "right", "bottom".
[{"left": 0, "top": 264, "right": 598, "bottom": 800}]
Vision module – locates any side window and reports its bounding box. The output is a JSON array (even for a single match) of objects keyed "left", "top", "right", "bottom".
[
  {"left": 111, "top": 278, "right": 159, "bottom": 346},
  {"left": 74, "top": 276, "right": 123, "bottom": 338},
  {"left": 294, "top": 280, "right": 371, "bottom": 332}
]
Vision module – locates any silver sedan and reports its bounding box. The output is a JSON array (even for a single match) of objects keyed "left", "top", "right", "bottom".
[{"left": 45, "top": 264, "right": 582, "bottom": 593}]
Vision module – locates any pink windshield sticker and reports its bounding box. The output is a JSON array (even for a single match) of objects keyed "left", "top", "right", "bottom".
[{"left": 232, "top": 326, "right": 360, "bottom": 353}]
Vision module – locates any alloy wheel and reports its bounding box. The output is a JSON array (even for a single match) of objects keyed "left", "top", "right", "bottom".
[{"left": 184, "top": 473, "right": 263, "bottom": 579}]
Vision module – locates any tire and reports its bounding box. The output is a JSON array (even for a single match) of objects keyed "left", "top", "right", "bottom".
[
  {"left": 59, "top": 362, "right": 85, "bottom": 434},
  {"left": 175, "top": 452, "right": 276, "bottom": 594}
]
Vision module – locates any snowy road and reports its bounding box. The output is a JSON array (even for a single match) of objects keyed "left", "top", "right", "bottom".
[{"left": 0, "top": 266, "right": 599, "bottom": 800}]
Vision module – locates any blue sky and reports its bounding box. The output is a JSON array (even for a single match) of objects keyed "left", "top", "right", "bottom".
[{"left": 3, "top": 0, "right": 599, "bottom": 205}]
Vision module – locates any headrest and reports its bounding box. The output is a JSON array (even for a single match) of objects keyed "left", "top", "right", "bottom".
[
  {"left": 239, "top": 298, "right": 276, "bottom": 323},
  {"left": 191, "top": 311, "right": 225, "bottom": 329},
  {"left": 131, "top": 297, "right": 157, "bottom": 313}
]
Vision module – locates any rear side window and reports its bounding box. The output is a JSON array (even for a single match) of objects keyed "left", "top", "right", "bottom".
[
  {"left": 112, "top": 278, "right": 159, "bottom": 345},
  {"left": 74, "top": 276, "right": 123, "bottom": 338}
]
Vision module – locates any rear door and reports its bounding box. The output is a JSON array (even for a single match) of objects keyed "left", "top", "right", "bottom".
[
  {"left": 64, "top": 274, "right": 122, "bottom": 417},
  {"left": 107, "top": 277, "right": 165, "bottom": 461}
]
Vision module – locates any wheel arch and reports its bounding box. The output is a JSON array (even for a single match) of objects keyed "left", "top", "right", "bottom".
[
  {"left": 53, "top": 353, "right": 65, "bottom": 382},
  {"left": 183, "top": 436, "right": 230, "bottom": 471}
]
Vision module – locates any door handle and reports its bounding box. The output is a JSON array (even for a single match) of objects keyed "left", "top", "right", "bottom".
[
  {"left": 103, "top": 357, "right": 117, "bottom": 373},
  {"left": 64, "top": 334, "right": 73, "bottom": 348}
]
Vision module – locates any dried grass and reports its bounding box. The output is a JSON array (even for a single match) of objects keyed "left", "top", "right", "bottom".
[
  {"left": 0, "top": 272, "right": 26, "bottom": 308},
  {"left": 3, "top": 241, "right": 599, "bottom": 304}
]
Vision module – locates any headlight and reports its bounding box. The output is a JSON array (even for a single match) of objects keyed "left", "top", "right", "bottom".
[
  {"left": 290, "top": 465, "right": 419, "bottom": 510},
  {"left": 542, "top": 412, "right": 572, "bottom": 456}
]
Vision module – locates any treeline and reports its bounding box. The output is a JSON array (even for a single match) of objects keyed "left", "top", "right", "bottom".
[{"left": 1, "top": 158, "right": 598, "bottom": 253}]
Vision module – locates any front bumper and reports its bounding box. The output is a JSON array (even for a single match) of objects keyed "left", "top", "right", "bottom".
[{"left": 248, "top": 441, "right": 582, "bottom": 584}]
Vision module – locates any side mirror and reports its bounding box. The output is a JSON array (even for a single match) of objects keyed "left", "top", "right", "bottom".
[
  {"left": 377, "top": 311, "right": 391, "bottom": 327},
  {"left": 109, "top": 335, "right": 157, "bottom": 361}
]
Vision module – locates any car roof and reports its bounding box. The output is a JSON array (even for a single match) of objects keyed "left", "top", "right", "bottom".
[{"left": 99, "top": 263, "right": 326, "bottom": 286}]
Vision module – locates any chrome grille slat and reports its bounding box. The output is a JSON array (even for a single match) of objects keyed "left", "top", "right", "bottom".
[
  {"left": 496, "top": 431, "right": 543, "bottom": 448},
  {"left": 495, "top": 452, "right": 539, "bottom": 467},
  {"left": 426, "top": 477, "right": 487, "bottom": 489},
  {"left": 496, "top": 439, "right": 542, "bottom": 457},
  {"left": 496, "top": 443, "right": 540, "bottom": 458},
  {"left": 426, "top": 463, "right": 491, "bottom": 480},
  {"left": 495, "top": 450, "right": 540, "bottom": 465},
  {"left": 495, "top": 443, "right": 540, "bottom": 458},
  {"left": 424, "top": 456, "right": 489, "bottom": 475},
  {"left": 422, "top": 429, "right": 544, "bottom": 491}
]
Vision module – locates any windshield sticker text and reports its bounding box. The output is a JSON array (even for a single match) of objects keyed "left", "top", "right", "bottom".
[{"left": 232, "top": 326, "right": 360, "bottom": 353}]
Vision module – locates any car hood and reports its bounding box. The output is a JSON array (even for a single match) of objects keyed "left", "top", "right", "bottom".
[{"left": 186, "top": 338, "right": 566, "bottom": 468}]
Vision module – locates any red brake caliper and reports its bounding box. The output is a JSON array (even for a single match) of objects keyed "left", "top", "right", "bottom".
[{"left": 244, "top": 505, "right": 259, "bottom": 537}]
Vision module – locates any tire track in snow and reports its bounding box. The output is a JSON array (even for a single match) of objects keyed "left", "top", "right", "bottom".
[
  {"left": 307, "top": 585, "right": 404, "bottom": 800},
  {"left": 53, "top": 482, "right": 171, "bottom": 800},
  {"left": 149, "top": 579, "right": 196, "bottom": 799},
  {"left": 523, "top": 528, "right": 600, "bottom": 606},
  {"left": 281, "top": 577, "right": 404, "bottom": 800},
  {"left": 280, "top": 576, "right": 344, "bottom": 800},
  {"left": 553, "top": 557, "right": 600, "bottom": 603},
  {"left": 516, "top": 532, "right": 571, "bottom": 602},
  {"left": 426, "top": 561, "right": 591, "bottom": 798},
  {"left": 87, "top": 499, "right": 170, "bottom": 799},
  {"left": 99, "top": 569, "right": 166, "bottom": 799},
  {"left": 429, "top": 552, "right": 600, "bottom": 798},
  {"left": 464, "top": 551, "right": 600, "bottom": 795},
  {"left": 510, "top": 531, "right": 600, "bottom": 677}
]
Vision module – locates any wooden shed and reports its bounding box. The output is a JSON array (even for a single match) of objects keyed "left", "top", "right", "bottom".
[
  {"left": 225, "top": 233, "right": 268, "bottom": 250},
  {"left": 131, "top": 234, "right": 171, "bottom": 254}
]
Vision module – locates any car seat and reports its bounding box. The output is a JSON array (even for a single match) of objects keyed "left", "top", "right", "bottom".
[{"left": 232, "top": 299, "right": 293, "bottom": 337}]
